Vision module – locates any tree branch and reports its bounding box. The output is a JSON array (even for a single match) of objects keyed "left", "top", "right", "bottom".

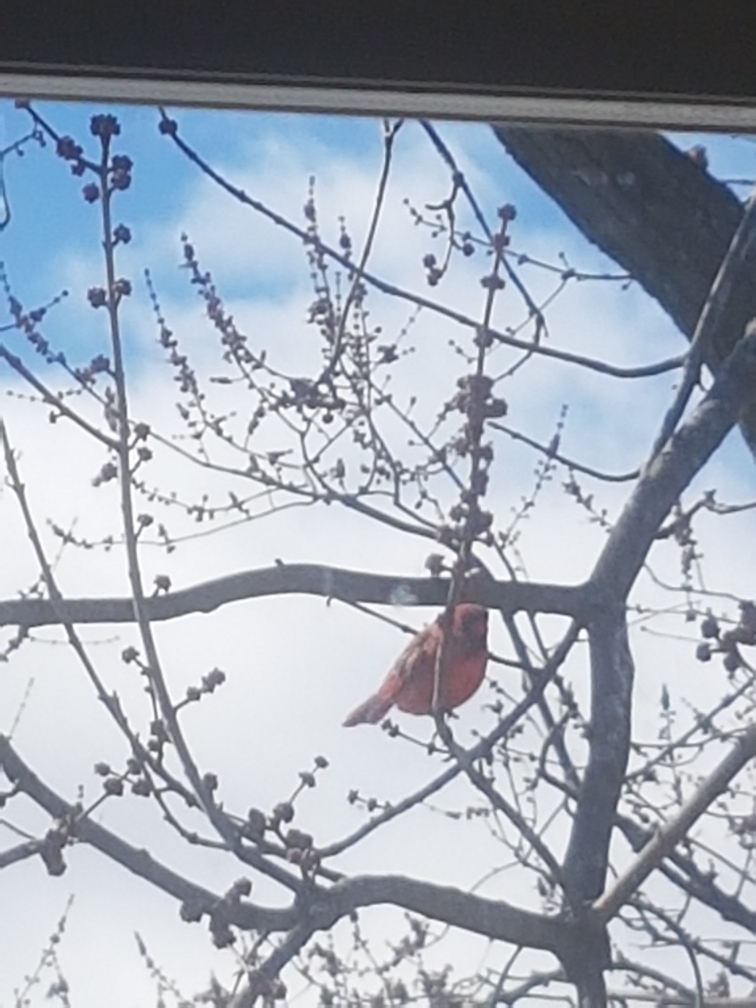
[
  {"left": 595, "top": 722, "right": 756, "bottom": 922},
  {"left": 0, "top": 344, "right": 119, "bottom": 450},
  {"left": 651, "top": 189, "right": 756, "bottom": 459},
  {"left": 0, "top": 734, "right": 299, "bottom": 925},
  {"left": 317, "top": 875, "right": 568, "bottom": 955},
  {"left": 494, "top": 126, "right": 756, "bottom": 459},
  {"left": 230, "top": 922, "right": 315, "bottom": 1008},
  {"left": 591, "top": 326, "right": 756, "bottom": 604},
  {"left": 563, "top": 605, "right": 634, "bottom": 902},
  {"left": 0, "top": 837, "right": 44, "bottom": 869},
  {"left": 0, "top": 563, "right": 592, "bottom": 628},
  {"left": 160, "top": 112, "right": 683, "bottom": 382},
  {"left": 0, "top": 734, "right": 572, "bottom": 962},
  {"left": 564, "top": 327, "right": 756, "bottom": 902}
]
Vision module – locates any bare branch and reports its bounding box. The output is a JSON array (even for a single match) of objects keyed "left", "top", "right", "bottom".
[
  {"left": 563, "top": 328, "right": 756, "bottom": 902},
  {"left": 160, "top": 111, "right": 685, "bottom": 382},
  {"left": 0, "top": 344, "right": 119, "bottom": 450},
  {"left": 0, "top": 837, "right": 43, "bottom": 869},
  {"left": 0, "top": 563, "right": 591, "bottom": 628},
  {"left": 0, "top": 734, "right": 571, "bottom": 964},
  {"left": 0, "top": 734, "right": 301, "bottom": 921},
  {"left": 491, "top": 421, "right": 640, "bottom": 483},
  {"left": 231, "top": 924, "right": 315, "bottom": 1007},
  {"left": 591, "top": 326, "right": 756, "bottom": 604},
  {"left": 319, "top": 874, "right": 568, "bottom": 955},
  {"left": 596, "top": 721, "right": 756, "bottom": 921}
]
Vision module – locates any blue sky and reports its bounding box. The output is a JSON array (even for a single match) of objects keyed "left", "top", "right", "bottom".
[
  {"left": 0, "top": 100, "right": 628, "bottom": 312},
  {"left": 0, "top": 97, "right": 701, "bottom": 420}
]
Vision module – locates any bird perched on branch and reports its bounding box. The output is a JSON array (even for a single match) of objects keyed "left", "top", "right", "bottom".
[{"left": 343, "top": 604, "right": 489, "bottom": 726}]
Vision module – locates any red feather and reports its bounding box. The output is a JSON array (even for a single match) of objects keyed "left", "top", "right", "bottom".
[{"left": 343, "top": 604, "right": 488, "bottom": 726}]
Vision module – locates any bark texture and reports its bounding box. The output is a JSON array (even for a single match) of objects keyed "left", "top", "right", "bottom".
[{"left": 494, "top": 125, "right": 756, "bottom": 455}]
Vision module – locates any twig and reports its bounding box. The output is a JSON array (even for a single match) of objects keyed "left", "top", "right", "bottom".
[
  {"left": 0, "top": 344, "right": 118, "bottom": 449},
  {"left": 158, "top": 109, "right": 685, "bottom": 382},
  {"left": 491, "top": 421, "right": 639, "bottom": 483}
]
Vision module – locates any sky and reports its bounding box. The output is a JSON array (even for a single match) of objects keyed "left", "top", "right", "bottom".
[{"left": 1, "top": 99, "right": 756, "bottom": 1006}]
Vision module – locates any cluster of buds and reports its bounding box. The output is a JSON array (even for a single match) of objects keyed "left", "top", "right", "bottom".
[
  {"left": 87, "top": 277, "right": 131, "bottom": 309},
  {"left": 80, "top": 162, "right": 132, "bottom": 205},
  {"left": 283, "top": 827, "right": 319, "bottom": 871},
  {"left": 40, "top": 821, "right": 70, "bottom": 876},
  {"left": 131, "top": 422, "right": 153, "bottom": 465},
  {"left": 74, "top": 353, "right": 110, "bottom": 386},
  {"left": 55, "top": 133, "right": 86, "bottom": 177},
  {"left": 436, "top": 371, "right": 502, "bottom": 549},
  {"left": 279, "top": 377, "right": 345, "bottom": 420},
  {"left": 5, "top": 289, "right": 66, "bottom": 364},
  {"left": 459, "top": 231, "right": 476, "bottom": 257},
  {"left": 451, "top": 374, "right": 508, "bottom": 426},
  {"left": 178, "top": 879, "right": 257, "bottom": 953},
  {"left": 696, "top": 602, "right": 756, "bottom": 673},
  {"left": 243, "top": 802, "right": 322, "bottom": 872},
  {"left": 422, "top": 252, "right": 444, "bottom": 287},
  {"left": 181, "top": 667, "right": 227, "bottom": 706},
  {"left": 347, "top": 788, "right": 391, "bottom": 812},
  {"left": 206, "top": 877, "right": 253, "bottom": 948},
  {"left": 180, "top": 236, "right": 264, "bottom": 371},
  {"left": 420, "top": 228, "right": 477, "bottom": 288},
  {"left": 109, "top": 153, "right": 132, "bottom": 192},
  {"left": 158, "top": 116, "right": 178, "bottom": 136},
  {"left": 242, "top": 757, "right": 328, "bottom": 872},
  {"left": 90, "top": 114, "right": 120, "bottom": 140},
  {"left": 94, "top": 756, "right": 151, "bottom": 799},
  {"left": 92, "top": 459, "right": 118, "bottom": 486},
  {"left": 447, "top": 496, "right": 493, "bottom": 537}
]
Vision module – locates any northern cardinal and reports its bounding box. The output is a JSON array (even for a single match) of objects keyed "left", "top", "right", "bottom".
[{"left": 343, "top": 604, "right": 489, "bottom": 726}]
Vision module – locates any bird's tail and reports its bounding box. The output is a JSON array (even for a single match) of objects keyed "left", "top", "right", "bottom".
[{"left": 343, "top": 693, "right": 393, "bottom": 727}]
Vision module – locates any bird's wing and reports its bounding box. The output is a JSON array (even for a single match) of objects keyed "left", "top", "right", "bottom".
[{"left": 383, "top": 622, "right": 439, "bottom": 694}]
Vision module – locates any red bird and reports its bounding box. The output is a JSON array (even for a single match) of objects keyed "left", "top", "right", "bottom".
[{"left": 343, "top": 604, "right": 489, "bottom": 726}]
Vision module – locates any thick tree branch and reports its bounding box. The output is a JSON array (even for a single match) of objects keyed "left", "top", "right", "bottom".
[
  {"left": 531, "top": 775, "right": 756, "bottom": 937},
  {"left": 617, "top": 815, "right": 756, "bottom": 935},
  {"left": 494, "top": 126, "right": 756, "bottom": 458},
  {"left": 318, "top": 875, "right": 568, "bottom": 955},
  {"left": 494, "top": 129, "right": 747, "bottom": 345},
  {"left": 658, "top": 856, "right": 756, "bottom": 938},
  {"left": 0, "top": 564, "right": 591, "bottom": 628},
  {"left": 564, "top": 328, "right": 756, "bottom": 902},
  {"left": 650, "top": 190, "right": 756, "bottom": 458},
  {"left": 0, "top": 838, "right": 44, "bottom": 869},
  {"left": 563, "top": 605, "right": 634, "bottom": 902}
]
